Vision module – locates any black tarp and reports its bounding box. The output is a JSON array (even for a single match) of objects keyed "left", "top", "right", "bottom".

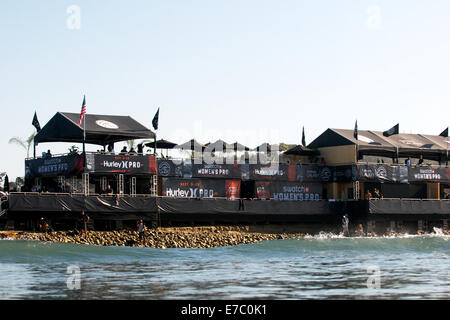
[
  {"left": 34, "top": 112, "right": 155, "bottom": 146},
  {"left": 158, "top": 198, "right": 335, "bottom": 215},
  {"left": 7, "top": 193, "right": 157, "bottom": 220},
  {"left": 8, "top": 193, "right": 336, "bottom": 219},
  {"left": 368, "top": 199, "right": 450, "bottom": 215}
]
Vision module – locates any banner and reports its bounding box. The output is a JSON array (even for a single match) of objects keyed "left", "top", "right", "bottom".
[
  {"left": 355, "top": 164, "right": 408, "bottom": 183},
  {"left": 25, "top": 155, "right": 83, "bottom": 178},
  {"left": 408, "top": 166, "right": 450, "bottom": 183},
  {"left": 255, "top": 181, "right": 322, "bottom": 201},
  {"left": 157, "top": 159, "right": 187, "bottom": 178},
  {"left": 162, "top": 178, "right": 230, "bottom": 198},
  {"left": 225, "top": 180, "right": 241, "bottom": 200},
  {"left": 192, "top": 163, "right": 241, "bottom": 179},
  {"left": 86, "top": 154, "right": 157, "bottom": 174},
  {"left": 242, "top": 163, "right": 295, "bottom": 181}
]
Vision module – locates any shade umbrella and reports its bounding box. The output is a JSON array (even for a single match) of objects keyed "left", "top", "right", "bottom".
[
  {"left": 3, "top": 175, "right": 9, "bottom": 192},
  {"left": 145, "top": 139, "right": 177, "bottom": 149}
]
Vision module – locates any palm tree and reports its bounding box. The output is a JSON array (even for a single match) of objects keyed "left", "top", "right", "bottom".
[{"left": 9, "top": 132, "right": 36, "bottom": 158}]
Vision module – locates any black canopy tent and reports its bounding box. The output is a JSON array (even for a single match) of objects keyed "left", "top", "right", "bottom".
[{"left": 34, "top": 112, "right": 155, "bottom": 148}]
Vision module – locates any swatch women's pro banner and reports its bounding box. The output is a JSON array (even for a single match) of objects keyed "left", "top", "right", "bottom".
[
  {"left": 25, "top": 155, "right": 84, "bottom": 178},
  {"left": 255, "top": 181, "right": 322, "bottom": 201}
]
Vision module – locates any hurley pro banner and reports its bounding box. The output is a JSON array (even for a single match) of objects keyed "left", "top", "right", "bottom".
[
  {"left": 242, "top": 163, "right": 296, "bottom": 181},
  {"left": 86, "top": 154, "right": 157, "bottom": 174},
  {"left": 162, "top": 178, "right": 234, "bottom": 198}
]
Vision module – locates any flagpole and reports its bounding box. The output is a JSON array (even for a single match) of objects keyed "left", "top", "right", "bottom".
[{"left": 82, "top": 96, "right": 86, "bottom": 170}]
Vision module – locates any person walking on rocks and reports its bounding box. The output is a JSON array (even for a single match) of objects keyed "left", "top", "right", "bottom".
[
  {"left": 342, "top": 214, "right": 350, "bottom": 237},
  {"left": 81, "top": 211, "right": 90, "bottom": 236},
  {"left": 137, "top": 219, "right": 146, "bottom": 245}
]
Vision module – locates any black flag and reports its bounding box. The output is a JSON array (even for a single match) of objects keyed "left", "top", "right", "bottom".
[
  {"left": 302, "top": 126, "right": 306, "bottom": 147},
  {"left": 32, "top": 111, "right": 41, "bottom": 132},
  {"left": 152, "top": 108, "right": 159, "bottom": 130},
  {"left": 383, "top": 123, "right": 399, "bottom": 137},
  {"left": 354, "top": 120, "right": 358, "bottom": 140},
  {"left": 439, "top": 127, "right": 448, "bottom": 137}
]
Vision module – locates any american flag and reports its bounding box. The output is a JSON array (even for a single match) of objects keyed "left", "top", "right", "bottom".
[{"left": 78, "top": 95, "right": 86, "bottom": 126}]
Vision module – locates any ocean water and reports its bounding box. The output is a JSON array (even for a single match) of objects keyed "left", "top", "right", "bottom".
[{"left": 0, "top": 232, "right": 449, "bottom": 300}]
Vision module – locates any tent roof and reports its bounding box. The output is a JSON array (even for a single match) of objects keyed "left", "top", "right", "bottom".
[
  {"left": 308, "top": 128, "right": 449, "bottom": 159},
  {"left": 284, "top": 144, "right": 320, "bottom": 156},
  {"left": 34, "top": 112, "right": 155, "bottom": 146}
]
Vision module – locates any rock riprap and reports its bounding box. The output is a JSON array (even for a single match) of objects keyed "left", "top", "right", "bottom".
[{"left": 2, "top": 226, "right": 305, "bottom": 248}]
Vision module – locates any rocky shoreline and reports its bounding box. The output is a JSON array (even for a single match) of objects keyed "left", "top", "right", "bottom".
[
  {"left": 0, "top": 226, "right": 306, "bottom": 248},
  {"left": 1, "top": 226, "right": 447, "bottom": 248}
]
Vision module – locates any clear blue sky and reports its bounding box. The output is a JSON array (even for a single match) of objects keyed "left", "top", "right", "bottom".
[{"left": 1, "top": 0, "right": 449, "bottom": 179}]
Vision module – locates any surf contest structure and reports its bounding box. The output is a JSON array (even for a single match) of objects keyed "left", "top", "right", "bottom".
[{"left": 2, "top": 110, "right": 450, "bottom": 234}]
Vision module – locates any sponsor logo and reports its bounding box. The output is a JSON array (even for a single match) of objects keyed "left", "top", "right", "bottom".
[
  {"left": 165, "top": 187, "right": 214, "bottom": 198},
  {"left": 95, "top": 120, "right": 119, "bottom": 129},
  {"left": 320, "top": 167, "right": 331, "bottom": 181},
  {"left": 254, "top": 167, "right": 284, "bottom": 176},
  {"left": 158, "top": 161, "right": 171, "bottom": 176},
  {"left": 375, "top": 166, "right": 387, "bottom": 179},
  {"left": 100, "top": 160, "right": 143, "bottom": 169}
]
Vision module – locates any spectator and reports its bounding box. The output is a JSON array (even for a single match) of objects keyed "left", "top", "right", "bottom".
[
  {"left": 373, "top": 188, "right": 382, "bottom": 199},
  {"left": 137, "top": 219, "right": 146, "bottom": 245},
  {"left": 405, "top": 157, "right": 411, "bottom": 166},
  {"left": 129, "top": 147, "right": 137, "bottom": 155},
  {"left": 107, "top": 144, "right": 115, "bottom": 154},
  {"left": 80, "top": 211, "right": 89, "bottom": 235},
  {"left": 38, "top": 217, "right": 49, "bottom": 233},
  {"left": 418, "top": 154, "right": 424, "bottom": 166},
  {"left": 104, "top": 185, "right": 114, "bottom": 195},
  {"left": 45, "top": 150, "right": 52, "bottom": 158},
  {"left": 137, "top": 144, "right": 144, "bottom": 155},
  {"left": 365, "top": 189, "right": 373, "bottom": 199},
  {"left": 120, "top": 146, "right": 128, "bottom": 154}
]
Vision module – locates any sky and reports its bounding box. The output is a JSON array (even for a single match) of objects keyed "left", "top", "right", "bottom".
[{"left": 1, "top": 0, "right": 449, "bottom": 180}]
